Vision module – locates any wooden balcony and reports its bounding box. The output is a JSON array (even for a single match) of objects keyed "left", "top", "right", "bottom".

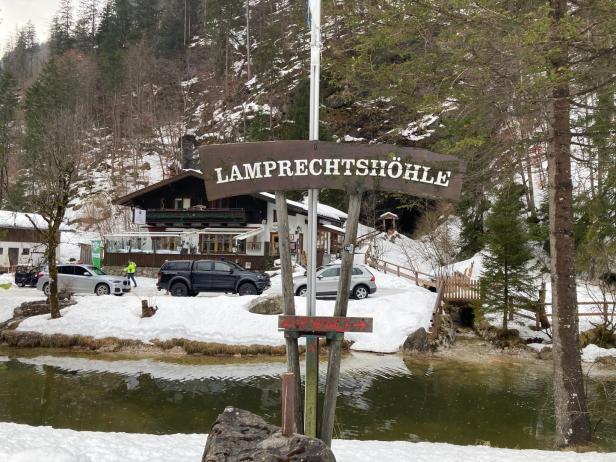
[{"left": 146, "top": 208, "right": 248, "bottom": 226}]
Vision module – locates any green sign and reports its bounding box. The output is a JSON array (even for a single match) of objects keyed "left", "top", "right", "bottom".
[{"left": 91, "top": 240, "right": 102, "bottom": 268}]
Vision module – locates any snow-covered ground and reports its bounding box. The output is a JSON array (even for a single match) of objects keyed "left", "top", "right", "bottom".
[
  {"left": 0, "top": 274, "right": 42, "bottom": 323},
  {"left": 582, "top": 344, "right": 616, "bottom": 363},
  {"left": 0, "top": 423, "right": 613, "bottom": 462},
  {"left": 7, "top": 271, "right": 435, "bottom": 354}
]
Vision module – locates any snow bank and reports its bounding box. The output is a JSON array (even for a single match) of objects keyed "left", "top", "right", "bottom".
[
  {"left": 0, "top": 423, "right": 613, "bottom": 462},
  {"left": 15, "top": 285, "right": 436, "bottom": 354},
  {"left": 582, "top": 344, "right": 616, "bottom": 363}
]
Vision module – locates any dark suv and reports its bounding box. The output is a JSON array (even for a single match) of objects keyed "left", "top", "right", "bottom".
[{"left": 157, "top": 260, "right": 271, "bottom": 297}]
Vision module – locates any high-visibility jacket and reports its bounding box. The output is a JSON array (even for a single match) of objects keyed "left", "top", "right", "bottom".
[{"left": 124, "top": 262, "right": 137, "bottom": 274}]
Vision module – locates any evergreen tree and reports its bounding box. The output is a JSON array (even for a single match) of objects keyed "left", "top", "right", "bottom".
[
  {"left": 74, "top": 0, "right": 100, "bottom": 51},
  {"left": 133, "top": 0, "right": 160, "bottom": 37},
  {"left": 480, "top": 183, "right": 534, "bottom": 331},
  {"left": 50, "top": 0, "right": 75, "bottom": 55},
  {"left": 0, "top": 71, "right": 18, "bottom": 207}
]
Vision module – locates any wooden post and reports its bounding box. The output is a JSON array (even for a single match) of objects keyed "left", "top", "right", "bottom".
[
  {"left": 320, "top": 192, "right": 362, "bottom": 446},
  {"left": 275, "top": 191, "right": 304, "bottom": 434},
  {"left": 304, "top": 335, "right": 319, "bottom": 437},
  {"left": 281, "top": 372, "right": 296, "bottom": 436}
]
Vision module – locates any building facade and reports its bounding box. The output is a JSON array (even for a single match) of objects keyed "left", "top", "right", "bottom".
[
  {"left": 0, "top": 211, "right": 63, "bottom": 272},
  {"left": 106, "top": 171, "right": 346, "bottom": 269}
]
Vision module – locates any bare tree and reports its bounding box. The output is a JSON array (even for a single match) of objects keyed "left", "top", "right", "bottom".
[
  {"left": 26, "top": 108, "right": 90, "bottom": 318},
  {"left": 409, "top": 209, "right": 459, "bottom": 277},
  {"left": 23, "top": 55, "right": 93, "bottom": 318}
]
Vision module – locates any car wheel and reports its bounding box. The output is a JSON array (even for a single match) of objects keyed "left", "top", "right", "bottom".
[
  {"left": 170, "top": 282, "right": 188, "bottom": 297},
  {"left": 114, "top": 293, "right": 125, "bottom": 297},
  {"left": 95, "top": 284, "right": 111, "bottom": 296},
  {"left": 238, "top": 282, "right": 257, "bottom": 296},
  {"left": 43, "top": 283, "right": 50, "bottom": 296},
  {"left": 353, "top": 285, "right": 369, "bottom": 300},
  {"left": 17, "top": 282, "right": 25, "bottom": 288},
  {"left": 296, "top": 285, "right": 307, "bottom": 297}
]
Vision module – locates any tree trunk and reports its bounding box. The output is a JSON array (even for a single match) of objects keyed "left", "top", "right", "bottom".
[
  {"left": 47, "top": 229, "right": 61, "bottom": 319},
  {"left": 548, "top": 0, "right": 591, "bottom": 447},
  {"left": 246, "top": 0, "right": 251, "bottom": 80},
  {"left": 525, "top": 154, "right": 537, "bottom": 218},
  {"left": 320, "top": 192, "right": 362, "bottom": 446},
  {"left": 275, "top": 191, "right": 303, "bottom": 434},
  {"left": 505, "top": 264, "right": 513, "bottom": 324}
]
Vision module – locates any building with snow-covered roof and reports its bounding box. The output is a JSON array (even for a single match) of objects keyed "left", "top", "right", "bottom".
[
  {"left": 0, "top": 211, "right": 69, "bottom": 271},
  {"left": 108, "top": 171, "right": 347, "bottom": 269}
]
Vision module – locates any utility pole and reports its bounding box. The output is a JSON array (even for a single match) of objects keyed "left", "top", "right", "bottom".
[{"left": 304, "top": 0, "right": 321, "bottom": 439}]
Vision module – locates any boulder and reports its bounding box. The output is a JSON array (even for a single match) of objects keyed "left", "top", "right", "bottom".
[
  {"left": 248, "top": 294, "right": 284, "bottom": 315},
  {"left": 403, "top": 327, "right": 430, "bottom": 353},
  {"left": 202, "top": 407, "right": 336, "bottom": 462}
]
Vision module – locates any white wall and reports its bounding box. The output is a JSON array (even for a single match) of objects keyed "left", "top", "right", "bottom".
[
  {"left": 0, "top": 241, "right": 47, "bottom": 267},
  {"left": 264, "top": 202, "right": 309, "bottom": 253}
]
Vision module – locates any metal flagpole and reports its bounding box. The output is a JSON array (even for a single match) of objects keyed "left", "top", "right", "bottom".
[{"left": 304, "top": 0, "right": 321, "bottom": 438}]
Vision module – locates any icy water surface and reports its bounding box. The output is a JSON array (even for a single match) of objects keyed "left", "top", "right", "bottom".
[{"left": 0, "top": 349, "right": 615, "bottom": 450}]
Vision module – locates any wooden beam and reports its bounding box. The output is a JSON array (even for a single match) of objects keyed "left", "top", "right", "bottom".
[
  {"left": 275, "top": 191, "right": 303, "bottom": 434},
  {"left": 281, "top": 372, "right": 296, "bottom": 436},
  {"left": 320, "top": 192, "right": 362, "bottom": 446}
]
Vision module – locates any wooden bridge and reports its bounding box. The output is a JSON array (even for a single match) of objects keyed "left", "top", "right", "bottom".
[
  {"left": 364, "top": 254, "right": 481, "bottom": 301},
  {"left": 362, "top": 254, "right": 482, "bottom": 341}
]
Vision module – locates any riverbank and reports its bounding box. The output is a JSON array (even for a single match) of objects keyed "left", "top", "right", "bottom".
[
  {"left": 428, "top": 333, "right": 616, "bottom": 376},
  {"left": 0, "top": 272, "right": 436, "bottom": 355},
  {"left": 0, "top": 422, "right": 613, "bottom": 462}
]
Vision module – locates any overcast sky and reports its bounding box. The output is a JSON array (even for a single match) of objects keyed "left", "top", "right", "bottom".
[{"left": 0, "top": 0, "right": 63, "bottom": 52}]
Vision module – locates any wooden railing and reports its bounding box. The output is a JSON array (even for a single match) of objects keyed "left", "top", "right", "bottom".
[
  {"left": 146, "top": 208, "right": 247, "bottom": 225},
  {"left": 355, "top": 229, "right": 381, "bottom": 247},
  {"left": 515, "top": 300, "right": 616, "bottom": 330},
  {"left": 364, "top": 254, "right": 436, "bottom": 287}
]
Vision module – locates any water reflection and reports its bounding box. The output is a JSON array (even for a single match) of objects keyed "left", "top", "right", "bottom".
[{"left": 0, "top": 351, "right": 613, "bottom": 450}]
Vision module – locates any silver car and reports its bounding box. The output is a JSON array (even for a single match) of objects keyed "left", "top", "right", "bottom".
[
  {"left": 293, "top": 265, "right": 377, "bottom": 300},
  {"left": 36, "top": 264, "right": 132, "bottom": 296}
]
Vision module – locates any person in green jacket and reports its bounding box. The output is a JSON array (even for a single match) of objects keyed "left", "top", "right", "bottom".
[{"left": 124, "top": 260, "right": 137, "bottom": 287}]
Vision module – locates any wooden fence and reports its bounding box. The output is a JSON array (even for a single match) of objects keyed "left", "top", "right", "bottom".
[
  {"left": 441, "top": 275, "right": 482, "bottom": 302},
  {"left": 515, "top": 300, "right": 616, "bottom": 329}
]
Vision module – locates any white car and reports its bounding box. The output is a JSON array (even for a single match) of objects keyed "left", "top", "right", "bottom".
[
  {"left": 292, "top": 264, "right": 377, "bottom": 300},
  {"left": 36, "top": 264, "right": 132, "bottom": 296}
]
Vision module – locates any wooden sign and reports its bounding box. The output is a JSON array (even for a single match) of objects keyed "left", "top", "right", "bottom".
[
  {"left": 278, "top": 315, "right": 373, "bottom": 334},
  {"left": 200, "top": 141, "right": 464, "bottom": 201}
]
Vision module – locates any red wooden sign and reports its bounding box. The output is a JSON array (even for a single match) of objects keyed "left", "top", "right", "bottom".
[{"left": 278, "top": 315, "right": 373, "bottom": 334}]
